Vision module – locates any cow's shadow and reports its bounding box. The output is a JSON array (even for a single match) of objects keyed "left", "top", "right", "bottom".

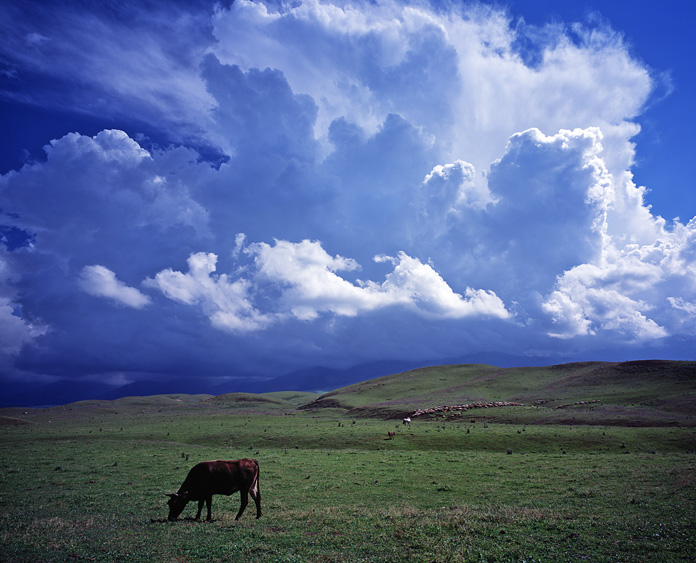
[{"left": 149, "top": 517, "right": 216, "bottom": 524}]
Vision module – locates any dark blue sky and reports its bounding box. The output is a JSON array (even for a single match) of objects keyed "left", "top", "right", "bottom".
[{"left": 1, "top": 0, "right": 694, "bottom": 392}]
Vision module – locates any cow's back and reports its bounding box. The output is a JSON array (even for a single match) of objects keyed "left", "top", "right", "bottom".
[{"left": 179, "top": 459, "right": 258, "bottom": 499}]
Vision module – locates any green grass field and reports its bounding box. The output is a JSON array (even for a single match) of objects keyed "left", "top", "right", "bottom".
[
  {"left": 310, "top": 361, "right": 696, "bottom": 426},
  {"left": 2, "top": 363, "right": 695, "bottom": 562}
]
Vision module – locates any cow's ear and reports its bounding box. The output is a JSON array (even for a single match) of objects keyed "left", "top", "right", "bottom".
[
  {"left": 181, "top": 491, "right": 189, "bottom": 500},
  {"left": 164, "top": 493, "right": 176, "bottom": 498}
]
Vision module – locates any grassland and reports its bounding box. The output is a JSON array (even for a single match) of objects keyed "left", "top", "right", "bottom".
[
  {"left": 307, "top": 360, "right": 696, "bottom": 426},
  {"left": 1, "top": 362, "right": 695, "bottom": 562}
]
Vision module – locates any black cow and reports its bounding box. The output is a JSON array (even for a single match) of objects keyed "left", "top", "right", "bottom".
[{"left": 165, "top": 459, "right": 261, "bottom": 521}]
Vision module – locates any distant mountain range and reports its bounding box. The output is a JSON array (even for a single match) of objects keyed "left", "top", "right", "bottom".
[{"left": 0, "top": 352, "right": 591, "bottom": 408}]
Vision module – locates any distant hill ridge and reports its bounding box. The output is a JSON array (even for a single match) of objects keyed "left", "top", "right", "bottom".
[
  {"left": 299, "top": 360, "right": 696, "bottom": 426},
  {"left": 1, "top": 352, "right": 554, "bottom": 407},
  {"left": 2, "top": 357, "right": 695, "bottom": 414}
]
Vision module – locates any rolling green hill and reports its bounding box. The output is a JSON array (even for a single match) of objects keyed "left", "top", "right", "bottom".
[
  {"left": 300, "top": 360, "right": 696, "bottom": 425},
  {"left": 4, "top": 360, "right": 694, "bottom": 427}
]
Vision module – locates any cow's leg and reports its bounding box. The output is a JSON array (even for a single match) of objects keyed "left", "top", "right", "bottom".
[
  {"left": 205, "top": 496, "right": 212, "bottom": 521},
  {"left": 250, "top": 487, "right": 262, "bottom": 519},
  {"left": 195, "top": 499, "right": 204, "bottom": 520},
  {"left": 235, "top": 490, "right": 249, "bottom": 520}
]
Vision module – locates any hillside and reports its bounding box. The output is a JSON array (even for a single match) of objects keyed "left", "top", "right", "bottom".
[
  {"left": 0, "top": 352, "right": 569, "bottom": 407},
  {"left": 3, "top": 360, "right": 694, "bottom": 427},
  {"left": 300, "top": 360, "right": 696, "bottom": 426}
]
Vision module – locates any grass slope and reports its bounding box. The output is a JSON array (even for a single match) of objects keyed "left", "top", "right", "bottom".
[{"left": 303, "top": 360, "right": 696, "bottom": 425}]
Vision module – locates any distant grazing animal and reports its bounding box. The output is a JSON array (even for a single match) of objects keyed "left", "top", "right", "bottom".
[
  {"left": 165, "top": 459, "right": 261, "bottom": 521},
  {"left": 387, "top": 431, "right": 395, "bottom": 439},
  {"left": 403, "top": 417, "right": 411, "bottom": 426}
]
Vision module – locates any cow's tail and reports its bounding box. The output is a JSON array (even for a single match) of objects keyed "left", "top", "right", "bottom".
[{"left": 251, "top": 459, "right": 260, "bottom": 496}]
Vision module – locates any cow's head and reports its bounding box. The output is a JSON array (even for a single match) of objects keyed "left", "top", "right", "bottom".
[{"left": 165, "top": 491, "right": 189, "bottom": 521}]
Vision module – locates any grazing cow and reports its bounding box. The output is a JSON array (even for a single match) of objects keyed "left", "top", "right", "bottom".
[
  {"left": 387, "top": 431, "right": 395, "bottom": 439},
  {"left": 402, "top": 417, "right": 411, "bottom": 426},
  {"left": 165, "top": 459, "right": 261, "bottom": 521}
]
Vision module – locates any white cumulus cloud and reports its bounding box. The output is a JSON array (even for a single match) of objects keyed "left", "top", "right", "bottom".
[
  {"left": 0, "top": 0, "right": 693, "bottom": 383},
  {"left": 0, "top": 251, "right": 48, "bottom": 365},
  {"left": 145, "top": 252, "right": 273, "bottom": 333},
  {"left": 144, "top": 239, "right": 510, "bottom": 328},
  {"left": 532, "top": 134, "right": 696, "bottom": 342},
  {"left": 248, "top": 239, "right": 509, "bottom": 322},
  {"left": 379, "top": 251, "right": 510, "bottom": 320},
  {"left": 422, "top": 160, "right": 493, "bottom": 215},
  {"left": 79, "top": 265, "right": 151, "bottom": 309},
  {"left": 211, "top": 1, "right": 652, "bottom": 188}
]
